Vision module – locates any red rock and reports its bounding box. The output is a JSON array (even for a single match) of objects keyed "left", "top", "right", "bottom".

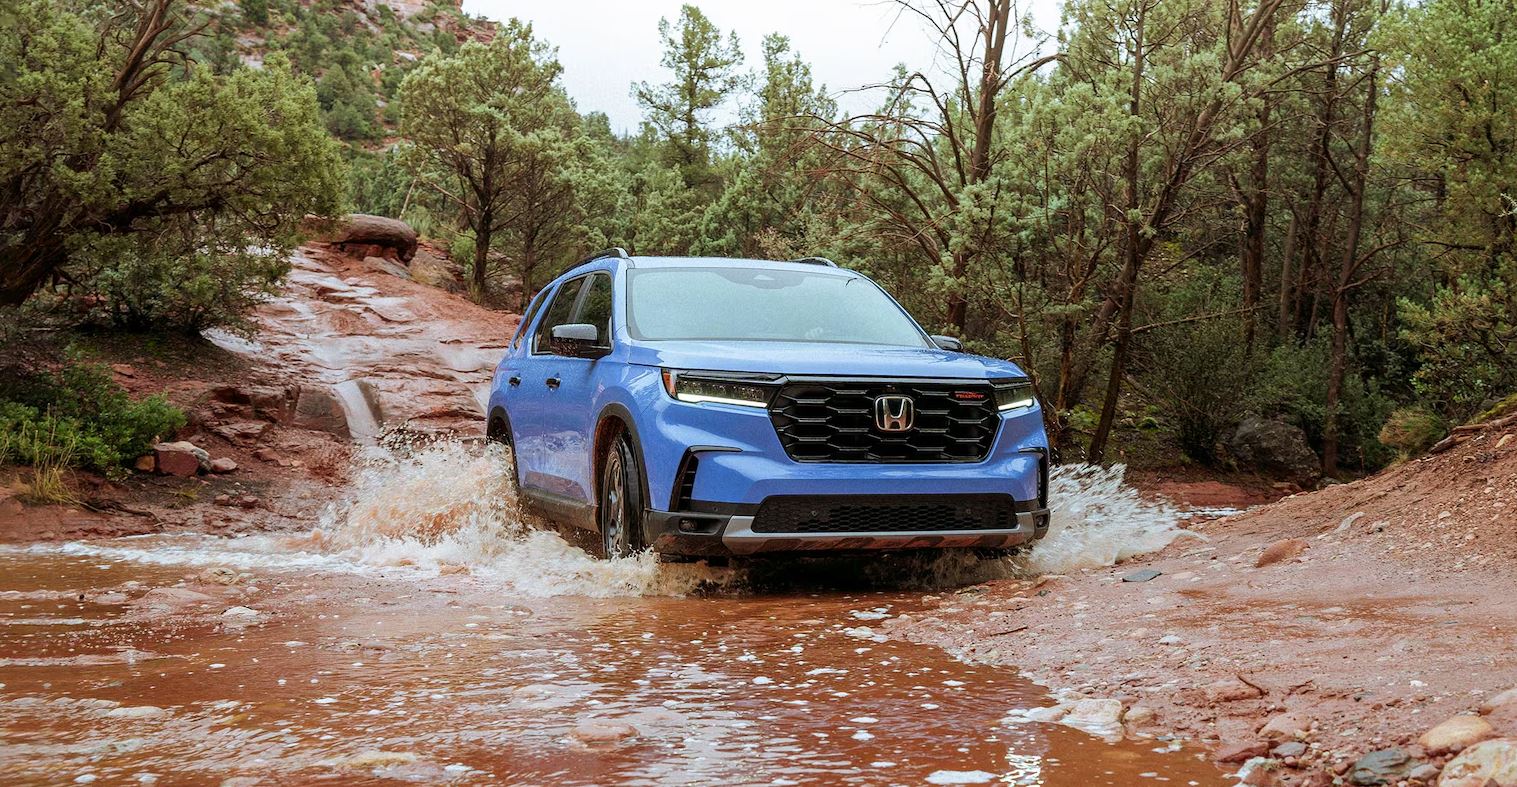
[
  {"left": 209, "top": 457, "right": 238, "bottom": 474},
  {"left": 1207, "top": 677, "right": 1265, "bottom": 702},
  {"left": 1217, "top": 741, "right": 1270, "bottom": 763},
  {"left": 1256, "top": 538, "right": 1310, "bottom": 567},
  {"left": 236, "top": 495, "right": 260, "bottom": 509},
  {"left": 1421, "top": 715, "right": 1497, "bottom": 755},
  {"left": 1260, "top": 711, "right": 1312, "bottom": 740},
  {"left": 154, "top": 441, "right": 208, "bottom": 476}
]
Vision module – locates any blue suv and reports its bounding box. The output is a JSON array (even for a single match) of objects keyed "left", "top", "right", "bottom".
[{"left": 486, "top": 250, "right": 1050, "bottom": 559}]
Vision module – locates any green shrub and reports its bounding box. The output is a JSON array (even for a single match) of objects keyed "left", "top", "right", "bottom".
[
  {"left": 1378, "top": 407, "right": 1447, "bottom": 458},
  {"left": 0, "top": 361, "right": 186, "bottom": 473}
]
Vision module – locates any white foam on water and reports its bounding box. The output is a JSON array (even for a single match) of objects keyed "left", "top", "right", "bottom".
[
  {"left": 3, "top": 443, "right": 1193, "bottom": 595},
  {"left": 1016, "top": 464, "right": 1199, "bottom": 575}
]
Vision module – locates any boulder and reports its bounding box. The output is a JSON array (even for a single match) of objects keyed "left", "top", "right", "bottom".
[
  {"left": 209, "top": 457, "right": 238, "bottom": 474},
  {"left": 1439, "top": 738, "right": 1517, "bottom": 787},
  {"left": 1420, "top": 715, "right": 1496, "bottom": 755},
  {"left": 319, "top": 214, "right": 418, "bottom": 262},
  {"left": 1223, "top": 417, "right": 1321, "bottom": 484},
  {"left": 293, "top": 386, "right": 350, "bottom": 438},
  {"left": 210, "top": 385, "right": 294, "bottom": 423},
  {"left": 1350, "top": 748, "right": 1412, "bottom": 785},
  {"left": 1259, "top": 711, "right": 1312, "bottom": 740},
  {"left": 154, "top": 441, "right": 210, "bottom": 476}
]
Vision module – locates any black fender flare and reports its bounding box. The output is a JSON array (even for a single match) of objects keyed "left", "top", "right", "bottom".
[{"left": 594, "top": 402, "right": 653, "bottom": 521}]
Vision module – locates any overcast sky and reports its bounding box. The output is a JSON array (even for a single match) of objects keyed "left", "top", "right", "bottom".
[{"left": 459, "top": 0, "right": 1062, "bottom": 134}]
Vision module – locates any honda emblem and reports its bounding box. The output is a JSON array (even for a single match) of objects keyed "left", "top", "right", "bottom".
[{"left": 873, "top": 394, "right": 915, "bottom": 432}]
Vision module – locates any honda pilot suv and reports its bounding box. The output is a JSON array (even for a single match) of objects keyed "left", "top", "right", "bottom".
[{"left": 486, "top": 250, "right": 1051, "bottom": 559}]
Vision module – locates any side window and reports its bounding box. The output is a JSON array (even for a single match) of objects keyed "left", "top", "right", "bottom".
[
  {"left": 533, "top": 276, "right": 586, "bottom": 354},
  {"left": 576, "top": 272, "right": 613, "bottom": 348},
  {"left": 511, "top": 287, "right": 550, "bottom": 350}
]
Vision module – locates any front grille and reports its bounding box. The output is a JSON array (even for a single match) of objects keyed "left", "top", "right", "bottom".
[
  {"left": 751, "top": 494, "right": 1017, "bottom": 534},
  {"left": 768, "top": 380, "right": 1000, "bottom": 462}
]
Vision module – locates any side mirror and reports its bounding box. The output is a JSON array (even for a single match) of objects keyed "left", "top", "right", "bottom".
[
  {"left": 930, "top": 334, "right": 963, "bottom": 352},
  {"left": 550, "top": 323, "right": 609, "bottom": 359}
]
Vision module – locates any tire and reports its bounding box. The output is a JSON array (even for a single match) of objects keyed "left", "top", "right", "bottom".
[
  {"left": 599, "top": 434, "right": 647, "bottom": 559},
  {"left": 486, "top": 415, "right": 519, "bottom": 494}
]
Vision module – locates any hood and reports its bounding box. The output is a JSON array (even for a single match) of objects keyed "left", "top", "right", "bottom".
[{"left": 623, "top": 340, "right": 1026, "bottom": 380}]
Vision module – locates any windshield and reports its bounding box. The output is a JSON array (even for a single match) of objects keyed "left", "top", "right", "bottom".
[{"left": 626, "top": 267, "right": 930, "bottom": 346}]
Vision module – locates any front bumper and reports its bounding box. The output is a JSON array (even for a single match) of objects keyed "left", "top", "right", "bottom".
[{"left": 645, "top": 500, "right": 1051, "bottom": 557}]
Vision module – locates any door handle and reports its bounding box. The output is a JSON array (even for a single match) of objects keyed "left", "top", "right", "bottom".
[
  {"left": 507, "top": 375, "right": 521, "bottom": 387},
  {"left": 545, "top": 376, "right": 561, "bottom": 389}
]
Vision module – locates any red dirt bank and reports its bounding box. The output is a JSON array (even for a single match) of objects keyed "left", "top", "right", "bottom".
[{"left": 895, "top": 426, "right": 1517, "bottom": 784}]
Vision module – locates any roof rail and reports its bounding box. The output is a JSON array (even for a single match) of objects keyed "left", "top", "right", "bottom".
[
  {"left": 577, "top": 247, "right": 630, "bottom": 266},
  {"left": 789, "top": 256, "right": 837, "bottom": 267}
]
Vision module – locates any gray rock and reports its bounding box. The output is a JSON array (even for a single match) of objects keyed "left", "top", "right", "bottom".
[
  {"left": 1272, "top": 741, "right": 1308, "bottom": 758},
  {"left": 1222, "top": 417, "right": 1321, "bottom": 484},
  {"left": 1349, "top": 748, "right": 1411, "bottom": 785},
  {"left": 1123, "top": 569, "right": 1163, "bottom": 583}
]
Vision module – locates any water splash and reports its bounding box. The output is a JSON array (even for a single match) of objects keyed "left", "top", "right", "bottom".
[
  {"left": 2, "top": 443, "right": 1196, "bottom": 595},
  {"left": 307, "top": 438, "right": 736, "bottom": 597},
  {"left": 1016, "top": 464, "right": 1199, "bottom": 575}
]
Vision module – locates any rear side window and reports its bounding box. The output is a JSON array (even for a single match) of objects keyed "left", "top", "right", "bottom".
[
  {"left": 511, "top": 288, "right": 550, "bottom": 350},
  {"left": 576, "top": 272, "right": 613, "bottom": 347},
  {"left": 533, "top": 276, "right": 586, "bottom": 354}
]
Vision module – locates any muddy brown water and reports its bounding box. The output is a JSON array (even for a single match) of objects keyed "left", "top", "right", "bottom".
[{"left": 0, "top": 546, "right": 1229, "bottom": 786}]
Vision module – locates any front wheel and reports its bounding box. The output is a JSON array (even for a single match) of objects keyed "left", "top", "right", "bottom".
[{"left": 599, "top": 435, "right": 647, "bottom": 559}]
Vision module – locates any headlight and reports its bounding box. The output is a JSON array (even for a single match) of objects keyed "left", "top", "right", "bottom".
[
  {"left": 992, "top": 379, "right": 1037, "bottom": 411},
  {"left": 661, "top": 369, "right": 774, "bottom": 408}
]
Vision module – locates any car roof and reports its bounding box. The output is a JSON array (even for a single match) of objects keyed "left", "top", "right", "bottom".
[
  {"left": 629, "top": 256, "right": 851, "bottom": 272},
  {"left": 557, "top": 255, "right": 858, "bottom": 281}
]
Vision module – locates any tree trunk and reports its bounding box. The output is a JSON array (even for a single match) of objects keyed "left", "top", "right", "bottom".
[
  {"left": 472, "top": 223, "right": 492, "bottom": 302},
  {"left": 0, "top": 241, "right": 69, "bottom": 307},
  {"left": 1239, "top": 20, "right": 1276, "bottom": 353},
  {"left": 1088, "top": 3, "right": 1146, "bottom": 465},
  {"left": 1322, "top": 59, "right": 1378, "bottom": 477},
  {"left": 1295, "top": 2, "right": 1348, "bottom": 340},
  {"left": 1277, "top": 211, "right": 1298, "bottom": 340}
]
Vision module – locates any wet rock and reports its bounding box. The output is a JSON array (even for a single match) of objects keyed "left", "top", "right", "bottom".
[
  {"left": 1273, "top": 741, "right": 1308, "bottom": 758},
  {"left": 1217, "top": 741, "right": 1271, "bottom": 763},
  {"left": 210, "top": 422, "right": 268, "bottom": 447},
  {"left": 365, "top": 256, "right": 412, "bottom": 280},
  {"left": 1206, "top": 677, "right": 1264, "bottom": 702},
  {"left": 338, "top": 750, "right": 419, "bottom": 769},
  {"left": 320, "top": 214, "right": 419, "bottom": 262},
  {"left": 1222, "top": 417, "right": 1321, "bottom": 485},
  {"left": 209, "top": 457, "right": 238, "bottom": 474},
  {"left": 1123, "top": 569, "right": 1162, "bottom": 582},
  {"left": 210, "top": 385, "right": 293, "bottom": 422},
  {"left": 1256, "top": 538, "right": 1309, "bottom": 568},
  {"left": 154, "top": 441, "right": 210, "bottom": 476},
  {"left": 133, "top": 455, "right": 156, "bottom": 473},
  {"left": 1123, "top": 704, "right": 1157, "bottom": 728},
  {"left": 198, "top": 567, "right": 240, "bottom": 586},
  {"left": 1260, "top": 711, "right": 1312, "bottom": 740},
  {"left": 1439, "top": 738, "right": 1517, "bottom": 786},
  {"left": 1349, "top": 748, "right": 1412, "bottom": 785},
  {"left": 293, "top": 386, "right": 350, "bottom": 438},
  {"left": 571, "top": 719, "right": 638, "bottom": 744},
  {"left": 135, "top": 587, "right": 215, "bottom": 612},
  {"left": 1063, "top": 698, "right": 1125, "bottom": 733},
  {"left": 1420, "top": 715, "right": 1496, "bottom": 755}
]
